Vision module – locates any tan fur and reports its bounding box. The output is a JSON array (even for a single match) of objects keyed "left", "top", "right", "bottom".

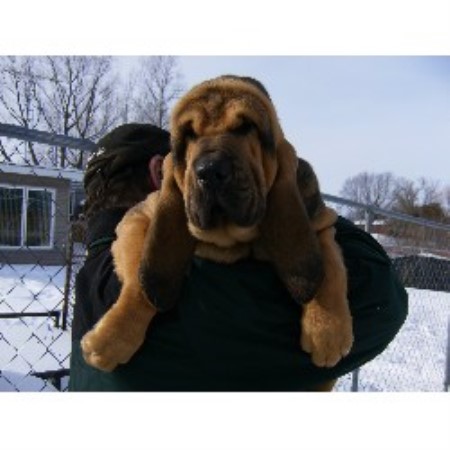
[
  {"left": 301, "top": 226, "right": 353, "bottom": 367},
  {"left": 82, "top": 199, "right": 158, "bottom": 371},
  {"left": 81, "top": 76, "right": 353, "bottom": 390}
]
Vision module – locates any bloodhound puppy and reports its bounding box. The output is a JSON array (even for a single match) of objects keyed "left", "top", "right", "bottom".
[{"left": 81, "top": 75, "right": 353, "bottom": 380}]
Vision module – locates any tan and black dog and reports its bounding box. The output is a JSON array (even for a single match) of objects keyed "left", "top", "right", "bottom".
[{"left": 81, "top": 75, "right": 353, "bottom": 380}]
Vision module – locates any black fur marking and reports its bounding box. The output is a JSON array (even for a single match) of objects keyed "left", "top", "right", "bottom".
[
  {"left": 138, "top": 264, "right": 180, "bottom": 312},
  {"left": 283, "top": 254, "right": 325, "bottom": 304},
  {"left": 219, "top": 75, "right": 272, "bottom": 100}
]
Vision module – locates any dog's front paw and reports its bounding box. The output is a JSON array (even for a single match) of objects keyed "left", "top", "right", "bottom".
[
  {"left": 81, "top": 302, "right": 153, "bottom": 372},
  {"left": 81, "top": 326, "right": 143, "bottom": 373},
  {"left": 300, "top": 299, "right": 353, "bottom": 368}
]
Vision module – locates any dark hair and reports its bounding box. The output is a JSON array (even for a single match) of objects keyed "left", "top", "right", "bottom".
[
  {"left": 219, "top": 75, "right": 272, "bottom": 99},
  {"left": 83, "top": 123, "right": 170, "bottom": 218}
]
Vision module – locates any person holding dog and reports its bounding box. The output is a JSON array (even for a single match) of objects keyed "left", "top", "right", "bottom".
[{"left": 69, "top": 120, "right": 407, "bottom": 392}]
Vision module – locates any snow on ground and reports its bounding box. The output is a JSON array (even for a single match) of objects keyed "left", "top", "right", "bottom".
[
  {"left": 335, "top": 288, "right": 450, "bottom": 392},
  {"left": 0, "top": 264, "right": 70, "bottom": 391},
  {"left": 0, "top": 264, "right": 66, "bottom": 314},
  {"left": 0, "top": 264, "right": 449, "bottom": 391}
]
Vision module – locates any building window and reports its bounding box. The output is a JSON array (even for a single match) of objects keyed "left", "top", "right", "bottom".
[{"left": 0, "top": 186, "right": 54, "bottom": 248}]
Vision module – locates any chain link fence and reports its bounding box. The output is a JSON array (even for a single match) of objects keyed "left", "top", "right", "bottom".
[
  {"left": 325, "top": 194, "right": 450, "bottom": 392},
  {"left": 1, "top": 125, "right": 449, "bottom": 391},
  {"left": 0, "top": 124, "right": 92, "bottom": 391}
]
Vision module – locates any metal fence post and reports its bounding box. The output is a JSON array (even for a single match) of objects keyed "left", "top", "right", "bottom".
[
  {"left": 351, "top": 368, "right": 360, "bottom": 392},
  {"left": 350, "top": 207, "right": 374, "bottom": 392},
  {"left": 364, "top": 207, "right": 373, "bottom": 233},
  {"left": 445, "top": 318, "right": 450, "bottom": 392},
  {"left": 61, "top": 225, "right": 75, "bottom": 331}
]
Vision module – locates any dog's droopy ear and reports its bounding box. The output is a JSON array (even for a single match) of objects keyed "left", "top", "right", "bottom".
[
  {"left": 259, "top": 139, "right": 324, "bottom": 304},
  {"left": 139, "top": 155, "right": 196, "bottom": 311}
]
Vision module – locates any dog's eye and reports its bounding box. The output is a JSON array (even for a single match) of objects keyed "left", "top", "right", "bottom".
[
  {"left": 184, "top": 125, "right": 198, "bottom": 141},
  {"left": 232, "top": 119, "right": 255, "bottom": 135}
]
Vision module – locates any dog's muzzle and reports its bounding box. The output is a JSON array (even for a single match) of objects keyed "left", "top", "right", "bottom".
[{"left": 190, "top": 151, "right": 264, "bottom": 230}]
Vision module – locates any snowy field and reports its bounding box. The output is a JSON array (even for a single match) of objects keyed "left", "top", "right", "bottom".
[
  {"left": 335, "top": 288, "right": 450, "bottom": 392},
  {"left": 0, "top": 264, "right": 70, "bottom": 391},
  {"left": 0, "top": 264, "right": 449, "bottom": 392}
]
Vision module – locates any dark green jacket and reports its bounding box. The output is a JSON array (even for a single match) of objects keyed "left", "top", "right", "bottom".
[{"left": 69, "top": 213, "right": 408, "bottom": 391}]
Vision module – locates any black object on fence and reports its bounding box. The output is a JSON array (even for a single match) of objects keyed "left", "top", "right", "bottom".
[
  {"left": 31, "top": 368, "right": 70, "bottom": 391},
  {"left": 0, "top": 311, "right": 61, "bottom": 327},
  {"left": 392, "top": 256, "right": 450, "bottom": 292}
]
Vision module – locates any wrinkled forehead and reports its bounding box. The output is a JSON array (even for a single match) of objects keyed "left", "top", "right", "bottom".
[{"left": 171, "top": 81, "right": 280, "bottom": 136}]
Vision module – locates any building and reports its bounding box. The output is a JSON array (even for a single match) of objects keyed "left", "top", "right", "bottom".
[{"left": 0, "top": 163, "right": 83, "bottom": 265}]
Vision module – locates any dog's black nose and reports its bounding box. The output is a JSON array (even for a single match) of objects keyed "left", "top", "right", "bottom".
[{"left": 195, "top": 154, "right": 233, "bottom": 188}]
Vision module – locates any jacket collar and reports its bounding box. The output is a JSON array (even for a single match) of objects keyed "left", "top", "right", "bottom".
[{"left": 85, "top": 207, "right": 128, "bottom": 248}]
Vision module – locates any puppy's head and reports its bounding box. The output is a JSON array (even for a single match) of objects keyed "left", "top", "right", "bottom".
[{"left": 169, "top": 75, "right": 286, "bottom": 247}]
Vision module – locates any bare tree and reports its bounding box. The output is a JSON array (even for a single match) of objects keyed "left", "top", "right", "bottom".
[
  {"left": 445, "top": 185, "right": 450, "bottom": 215},
  {"left": 417, "top": 177, "right": 442, "bottom": 206},
  {"left": 116, "top": 73, "right": 136, "bottom": 124},
  {"left": 339, "top": 171, "right": 397, "bottom": 219},
  {"left": 0, "top": 139, "right": 12, "bottom": 163},
  {"left": 0, "top": 56, "right": 119, "bottom": 169},
  {"left": 340, "top": 171, "right": 448, "bottom": 254},
  {"left": 34, "top": 56, "right": 119, "bottom": 168},
  {"left": 123, "top": 56, "right": 184, "bottom": 129},
  {"left": 392, "top": 177, "right": 419, "bottom": 215},
  {"left": 393, "top": 177, "right": 447, "bottom": 221},
  {"left": 0, "top": 56, "right": 41, "bottom": 165},
  {"left": 387, "top": 176, "right": 449, "bottom": 252}
]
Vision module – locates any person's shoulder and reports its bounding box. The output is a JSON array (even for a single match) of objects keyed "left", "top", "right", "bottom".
[{"left": 335, "top": 216, "right": 391, "bottom": 263}]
